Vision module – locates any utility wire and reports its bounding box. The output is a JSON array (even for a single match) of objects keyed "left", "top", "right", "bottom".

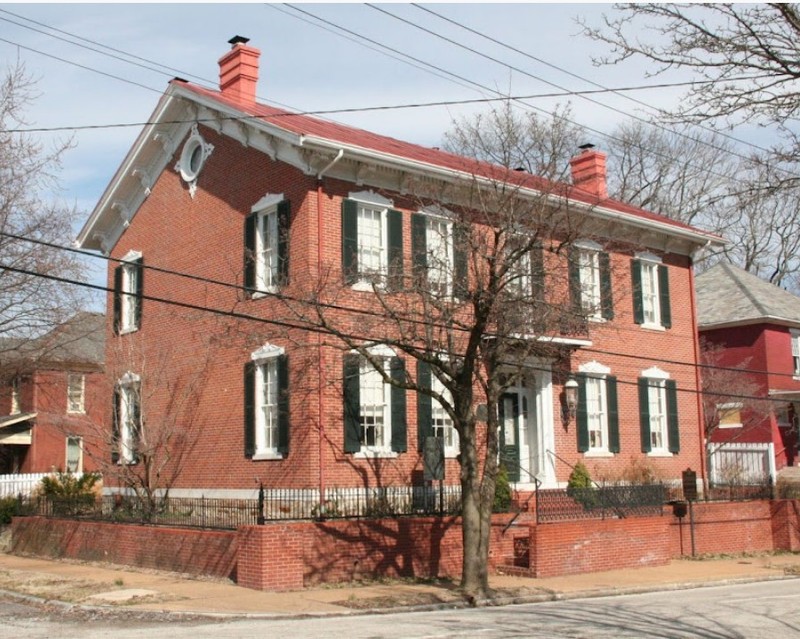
[{"left": 3, "top": 229, "right": 796, "bottom": 384}]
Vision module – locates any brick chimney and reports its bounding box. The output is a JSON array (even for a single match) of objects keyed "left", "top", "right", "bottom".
[
  {"left": 569, "top": 144, "right": 608, "bottom": 199},
  {"left": 218, "top": 36, "right": 260, "bottom": 104}
]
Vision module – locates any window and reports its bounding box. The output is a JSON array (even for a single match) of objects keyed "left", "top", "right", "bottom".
[
  {"left": 244, "top": 194, "right": 290, "bottom": 294},
  {"left": 638, "top": 367, "right": 679, "bottom": 455},
  {"left": 412, "top": 210, "right": 468, "bottom": 299},
  {"left": 569, "top": 242, "right": 613, "bottom": 320},
  {"left": 10, "top": 376, "right": 20, "bottom": 415},
  {"left": 717, "top": 403, "right": 743, "bottom": 429},
  {"left": 342, "top": 194, "right": 403, "bottom": 290},
  {"left": 113, "top": 373, "right": 141, "bottom": 464},
  {"left": 66, "top": 436, "right": 83, "bottom": 473},
  {"left": 776, "top": 404, "right": 796, "bottom": 429},
  {"left": 244, "top": 343, "right": 289, "bottom": 459},
  {"left": 67, "top": 374, "right": 85, "bottom": 414},
  {"left": 416, "top": 361, "right": 458, "bottom": 456},
  {"left": 792, "top": 330, "right": 800, "bottom": 377},
  {"left": 343, "top": 349, "right": 407, "bottom": 455},
  {"left": 576, "top": 362, "right": 619, "bottom": 455},
  {"left": 176, "top": 124, "right": 214, "bottom": 198},
  {"left": 632, "top": 254, "right": 671, "bottom": 329},
  {"left": 113, "top": 251, "right": 143, "bottom": 334}
]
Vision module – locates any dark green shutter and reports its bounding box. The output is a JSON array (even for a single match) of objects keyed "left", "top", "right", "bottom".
[
  {"left": 632, "top": 260, "right": 644, "bottom": 325},
  {"left": 342, "top": 199, "right": 359, "bottom": 285},
  {"left": 658, "top": 264, "right": 672, "bottom": 329},
  {"left": 133, "top": 258, "right": 143, "bottom": 330},
  {"left": 277, "top": 354, "right": 290, "bottom": 455},
  {"left": 244, "top": 212, "right": 257, "bottom": 294},
  {"left": 531, "top": 244, "right": 545, "bottom": 304},
  {"left": 343, "top": 354, "right": 361, "bottom": 453},
  {"left": 576, "top": 374, "right": 589, "bottom": 453},
  {"left": 569, "top": 248, "right": 582, "bottom": 312},
  {"left": 243, "top": 361, "right": 255, "bottom": 458},
  {"left": 606, "top": 375, "right": 620, "bottom": 453},
  {"left": 277, "top": 200, "right": 290, "bottom": 286},
  {"left": 387, "top": 209, "right": 404, "bottom": 291},
  {"left": 390, "top": 356, "right": 407, "bottom": 452},
  {"left": 638, "top": 377, "right": 652, "bottom": 453},
  {"left": 666, "top": 379, "right": 680, "bottom": 453},
  {"left": 453, "top": 223, "right": 468, "bottom": 299},
  {"left": 416, "top": 361, "right": 432, "bottom": 452},
  {"left": 411, "top": 213, "right": 428, "bottom": 286},
  {"left": 599, "top": 251, "right": 614, "bottom": 320},
  {"left": 111, "top": 387, "right": 120, "bottom": 463},
  {"left": 113, "top": 265, "right": 122, "bottom": 335}
]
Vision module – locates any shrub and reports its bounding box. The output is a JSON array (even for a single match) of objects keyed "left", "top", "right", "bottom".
[
  {"left": 567, "top": 462, "right": 597, "bottom": 510},
  {"left": 493, "top": 464, "right": 512, "bottom": 513},
  {"left": 40, "top": 470, "right": 101, "bottom": 516},
  {"left": 0, "top": 495, "right": 33, "bottom": 525}
]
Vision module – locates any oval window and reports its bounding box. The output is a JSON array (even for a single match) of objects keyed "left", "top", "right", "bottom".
[{"left": 179, "top": 131, "right": 208, "bottom": 183}]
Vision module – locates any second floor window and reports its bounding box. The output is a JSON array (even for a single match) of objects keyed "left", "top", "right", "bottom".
[
  {"left": 244, "top": 195, "right": 290, "bottom": 295},
  {"left": 570, "top": 243, "right": 613, "bottom": 320},
  {"left": 632, "top": 255, "right": 671, "bottom": 329},
  {"left": 342, "top": 195, "right": 403, "bottom": 290},
  {"left": 114, "top": 252, "right": 143, "bottom": 334},
  {"left": 67, "top": 374, "right": 85, "bottom": 414},
  {"left": 792, "top": 330, "right": 800, "bottom": 377},
  {"left": 10, "top": 376, "right": 20, "bottom": 414}
]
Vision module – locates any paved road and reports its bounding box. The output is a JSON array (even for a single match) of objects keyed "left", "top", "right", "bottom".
[{"left": 3, "top": 579, "right": 799, "bottom": 638}]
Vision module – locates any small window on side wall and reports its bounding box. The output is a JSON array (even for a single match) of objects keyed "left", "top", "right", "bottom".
[
  {"left": 244, "top": 194, "right": 290, "bottom": 296},
  {"left": 113, "top": 251, "right": 143, "bottom": 335},
  {"left": 66, "top": 436, "right": 83, "bottom": 473},
  {"left": 67, "top": 374, "right": 85, "bottom": 414}
]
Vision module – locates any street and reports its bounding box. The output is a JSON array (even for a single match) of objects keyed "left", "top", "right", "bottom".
[{"left": 2, "top": 579, "right": 799, "bottom": 638}]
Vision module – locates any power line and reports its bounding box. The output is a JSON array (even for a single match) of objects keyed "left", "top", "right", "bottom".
[{"left": 3, "top": 229, "right": 797, "bottom": 385}]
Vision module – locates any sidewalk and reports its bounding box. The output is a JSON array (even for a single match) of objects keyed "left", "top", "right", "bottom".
[{"left": 0, "top": 551, "right": 798, "bottom": 618}]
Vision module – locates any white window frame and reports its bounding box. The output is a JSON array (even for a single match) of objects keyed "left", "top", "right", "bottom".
[
  {"left": 637, "top": 252, "right": 663, "bottom": 330},
  {"left": 506, "top": 235, "right": 532, "bottom": 299},
  {"left": 431, "top": 372, "right": 459, "bottom": 457},
  {"left": 67, "top": 373, "right": 85, "bottom": 414},
  {"left": 642, "top": 366, "right": 671, "bottom": 456},
  {"left": 117, "top": 372, "right": 141, "bottom": 465},
  {"left": 355, "top": 344, "right": 396, "bottom": 457},
  {"left": 423, "top": 209, "right": 454, "bottom": 297},
  {"left": 351, "top": 191, "right": 393, "bottom": 291},
  {"left": 791, "top": 329, "right": 800, "bottom": 378},
  {"left": 10, "top": 376, "right": 20, "bottom": 415},
  {"left": 580, "top": 361, "right": 611, "bottom": 456},
  {"left": 65, "top": 436, "right": 83, "bottom": 473},
  {"left": 250, "top": 343, "right": 285, "bottom": 460},
  {"left": 120, "top": 250, "right": 142, "bottom": 334},
  {"left": 717, "top": 402, "right": 743, "bottom": 429},
  {"left": 577, "top": 241, "right": 602, "bottom": 320},
  {"left": 175, "top": 124, "right": 214, "bottom": 198}
]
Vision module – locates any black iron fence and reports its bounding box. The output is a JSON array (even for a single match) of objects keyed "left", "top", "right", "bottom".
[
  {"left": 27, "top": 484, "right": 463, "bottom": 530},
  {"left": 535, "top": 484, "right": 666, "bottom": 523}
]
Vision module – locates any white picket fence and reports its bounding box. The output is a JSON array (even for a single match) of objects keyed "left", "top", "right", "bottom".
[
  {"left": 708, "top": 442, "right": 775, "bottom": 485},
  {"left": 0, "top": 472, "right": 52, "bottom": 498}
]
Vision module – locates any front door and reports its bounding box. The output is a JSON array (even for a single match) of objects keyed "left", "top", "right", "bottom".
[{"left": 500, "top": 393, "right": 521, "bottom": 482}]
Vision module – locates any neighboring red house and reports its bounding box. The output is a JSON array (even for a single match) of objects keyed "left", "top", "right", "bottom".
[
  {"left": 696, "top": 262, "right": 800, "bottom": 483},
  {"left": 75, "top": 38, "right": 720, "bottom": 504},
  {"left": 0, "top": 312, "right": 105, "bottom": 475}
]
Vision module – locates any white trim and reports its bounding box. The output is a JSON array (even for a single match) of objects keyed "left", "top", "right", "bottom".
[
  {"left": 359, "top": 343, "right": 397, "bottom": 358},
  {"left": 349, "top": 190, "right": 393, "bottom": 207},
  {"left": 635, "top": 251, "right": 662, "bottom": 264},
  {"left": 642, "top": 366, "right": 670, "bottom": 379},
  {"left": 251, "top": 192, "right": 285, "bottom": 213},
  {"left": 578, "top": 360, "right": 610, "bottom": 375},
  {"left": 574, "top": 239, "right": 602, "bottom": 251},
  {"left": 251, "top": 342, "right": 284, "bottom": 362},
  {"left": 121, "top": 249, "right": 142, "bottom": 262},
  {"left": 119, "top": 371, "right": 141, "bottom": 385}
]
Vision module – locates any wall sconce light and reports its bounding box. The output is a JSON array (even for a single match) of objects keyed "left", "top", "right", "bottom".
[{"left": 564, "top": 376, "right": 579, "bottom": 424}]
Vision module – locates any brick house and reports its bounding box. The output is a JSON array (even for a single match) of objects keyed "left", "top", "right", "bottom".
[
  {"left": 0, "top": 312, "right": 105, "bottom": 475},
  {"left": 697, "top": 262, "right": 800, "bottom": 483},
  {"left": 75, "top": 38, "right": 720, "bottom": 503}
]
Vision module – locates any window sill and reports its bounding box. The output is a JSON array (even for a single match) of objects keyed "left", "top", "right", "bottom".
[
  {"left": 584, "top": 450, "right": 614, "bottom": 458},
  {"left": 717, "top": 424, "right": 743, "bottom": 429},
  {"left": 66, "top": 410, "right": 86, "bottom": 415},
  {"left": 251, "top": 287, "right": 278, "bottom": 299},
  {"left": 351, "top": 280, "right": 385, "bottom": 293},
  {"left": 354, "top": 450, "right": 398, "bottom": 459},
  {"left": 640, "top": 323, "right": 666, "bottom": 332},
  {"left": 252, "top": 451, "right": 285, "bottom": 461},
  {"left": 647, "top": 451, "right": 674, "bottom": 458},
  {"left": 119, "top": 326, "right": 140, "bottom": 336},
  {"left": 587, "top": 316, "right": 607, "bottom": 324}
]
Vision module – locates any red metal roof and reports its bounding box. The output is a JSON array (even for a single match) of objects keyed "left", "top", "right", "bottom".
[{"left": 178, "top": 80, "right": 718, "bottom": 239}]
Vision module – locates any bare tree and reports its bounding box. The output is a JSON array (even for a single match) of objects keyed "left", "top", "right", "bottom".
[{"left": 0, "top": 62, "right": 90, "bottom": 356}]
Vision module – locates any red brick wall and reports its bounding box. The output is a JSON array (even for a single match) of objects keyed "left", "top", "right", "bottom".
[{"left": 10, "top": 517, "right": 237, "bottom": 579}]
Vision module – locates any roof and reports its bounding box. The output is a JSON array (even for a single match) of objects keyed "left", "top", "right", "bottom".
[
  {"left": 696, "top": 262, "right": 800, "bottom": 329},
  {"left": 1, "top": 312, "right": 105, "bottom": 371},
  {"left": 77, "top": 75, "right": 723, "bottom": 256}
]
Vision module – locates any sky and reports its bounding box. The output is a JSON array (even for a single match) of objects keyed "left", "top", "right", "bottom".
[{"left": 0, "top": 2, "right": 745, "bottom": 300}]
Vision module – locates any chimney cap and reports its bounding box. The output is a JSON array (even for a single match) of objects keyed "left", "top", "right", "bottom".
[
  {"left": 228, "top": 35, "right": 250, "bottom": 46},
  {"left": 578, "top": 143, "right": 596, "bottom": 151}
]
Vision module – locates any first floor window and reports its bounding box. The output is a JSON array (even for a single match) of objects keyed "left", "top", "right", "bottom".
[
  {"left": 244, "top": 344, "right": 289, "bottom": 459},
  {"left": 576, "top": 363, "right": 619, "bottom": 454},
  {"left": 717, "top": 402, "right": 743, "bottom": 429},
  {"left": 66, "top": 436, "right": 83, "bottom": 473},
  {"left": 430, "top": 374, "right": 458, "bottom": 452},
  {"left": 343, "top": 351, "right": 407, "bottom": 455},
  {"left": 114, "top": 375, "right": 141, "bottom": 464},
  {"left": 638, "top": 368, "right": 679, "bottom": 454},
  {"left": 67, "top": 373, "right": 85, "bottom": 414}
]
